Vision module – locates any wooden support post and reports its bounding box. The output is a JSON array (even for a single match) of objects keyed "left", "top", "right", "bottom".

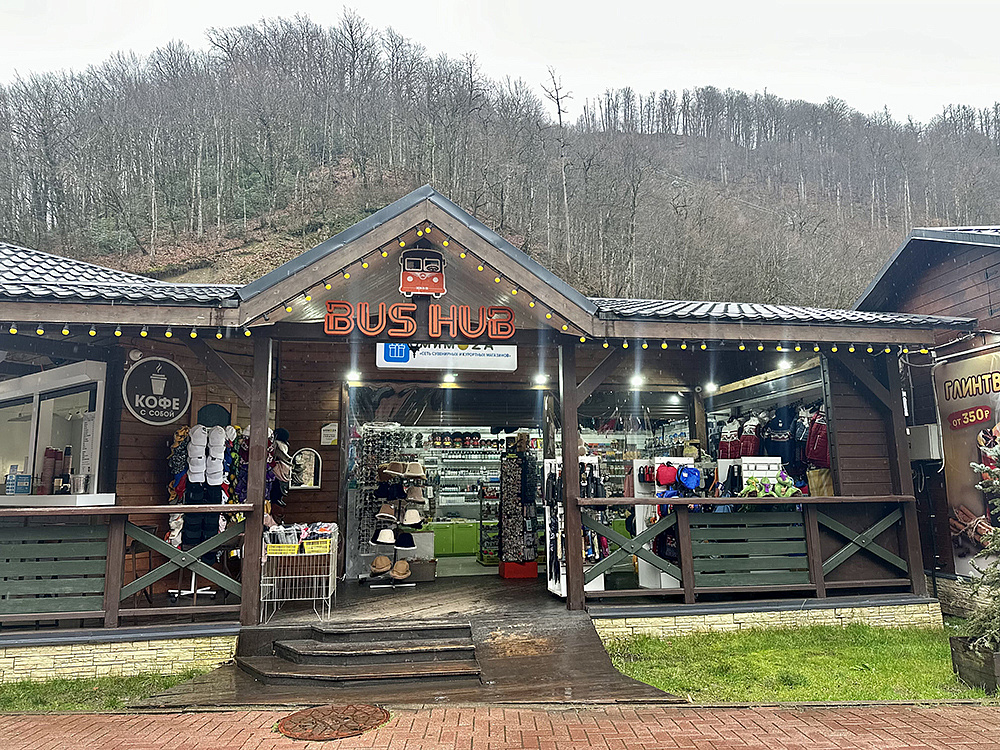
[
  {"left": 186, "top": 338, "right": 254, "bottom": 406},
  {"left": 337, "top": 381, "right": 350, "bottom": 579},
  {"left": 675, "top": 505, "right": 696, "bottom": 604},
  {"left": 240, "top": 335, "right": 272, "bottom": 626},
  {"left": 559, "top": 342, "right": 585, "bottom": 611},
  {"left": 803, "top": 504, "right": 827, "bottom": 598},
  {"left": 103, "top": 515, "right": 126, "bottom": 628}
]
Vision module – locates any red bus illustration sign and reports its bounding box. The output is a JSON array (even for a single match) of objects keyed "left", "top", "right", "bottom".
[{"left": 399, "top": 248, "right": 447, "bottom": 298}]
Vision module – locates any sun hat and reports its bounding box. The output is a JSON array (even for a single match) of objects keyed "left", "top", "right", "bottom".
[
  {"left": 401, "top": 509, "right": 423, "bottom": 528},
  {"left": 402, "top": 462, "right": 426, "bottom": 479},
  {"left": 678, "top": 466, "right": 701, "bottom": 491},
  {"left": 389, "top": 560, "right": 411, "bottom": 580},
  {"left": 394, "top": 532, "right": 416, "bottom": 550},
  {"left": 384, "top": 461, "right": 407, "bottom": 477},
  {"left": 377, "top": 464, "right": 393, "bottom": 482},
  {"left": 374, "top": 528, "right": 396, "bottom": 545},
  {"left": 405, "top": 485, "right": 424, "bottom": 503},
  {"left": 370, "top": 555, "right": 392, "bottom": 575},
  {"left": 375, "top": 503, "right": 397, "bottom": 521},
  {"left": 656, "top": 463, "right": 677, "bottom": 486}
]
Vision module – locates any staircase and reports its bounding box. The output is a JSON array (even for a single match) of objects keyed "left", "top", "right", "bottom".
[{"left": 236, "top": 620, "right": 481, "bottom": 688}]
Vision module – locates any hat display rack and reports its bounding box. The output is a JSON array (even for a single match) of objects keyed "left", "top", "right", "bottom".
[
  {"left": 498, "top": 433, "right": 540, "bottom": 565},
  {"left": 366, "top": 460, "right": 428, "bottom": 589}
]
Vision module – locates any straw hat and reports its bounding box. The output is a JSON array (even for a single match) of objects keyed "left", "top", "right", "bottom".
[
  {"left": 370, "top": 555, "right": 392, "bottom": 574},
  {"left": 402, "top": 462, "right": 426, "bottom": 479},
  {"left": 389, "top": 560, "right": 411, "bottom": 580}
]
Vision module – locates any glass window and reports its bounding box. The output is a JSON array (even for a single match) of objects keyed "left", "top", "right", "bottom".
[
  {"left": 423, "top": 259, "right": 440, "bottom": 272},
  {"left": 33, "top": 385, "right": 97, "bottom": 490},
  {"left": 404, "top": 258, "right": 423, "bottom": 271},
  {"left": 0, "top": 397, "right": 33, "bottom": 477}
]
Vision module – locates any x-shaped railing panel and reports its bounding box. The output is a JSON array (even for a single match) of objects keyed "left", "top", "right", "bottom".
[
  {"left": 119, "top": 520, "right": 245, "bottom": 601},
  {"left": 580, "top": 510, "right": 681, "bottom": 584},
  {"left": 817, "top": 508, "right": 907, "bottom": 576}
]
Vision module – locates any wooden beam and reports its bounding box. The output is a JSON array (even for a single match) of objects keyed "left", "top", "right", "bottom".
[
  {"left": 599, "top": 320, "right": 943, "bottom": 345},
  {"left": 675, "top": 505, "right": 696, "bottom": 604},
  {"left": 241, "top": 335, "right": 272, "bottom": 626},
  {"left": 0, "top": 333, "right": 111, "bottom": 362},
  {"left": 830, "top": 354, "right": 891, "bottom": 410},
  {"left": 186, "top": 338, "right": 253, "bottom": 406},
  {"left": 98, "top": 347, "right": 125, "bottom": 494},
  {"left": 559, "top": 342, "right": 585, "bottom": 611},
  {"left": 803, "top": 505, "right": 827, "bottom": 598},
  {"left": 0, "top": 361, "right": 41, "bottom": 376},
  {"left": 576, "top": 348, "right": 628, "bottom": 402},
  {"left": 0, "top": 302, "right": 239, "bottom": 328},
  {"left": 102, "top": 515, "right": 126, "bottom": 628},
  {"left": 820, "top": 356, "right": 843, "bottom": 496}
]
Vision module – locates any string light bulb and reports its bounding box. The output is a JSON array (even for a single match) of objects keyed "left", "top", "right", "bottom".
[
  {"left": 919, "top": 346, "right": 929, "bottom": 354},
  {"left": 561, "top": 324, "right": 569, "bottom": 331},
  {"left": 529, "top": 301, "right": 536, "bottom": 308},
  {"left": 114, "top": 325, "right": 122, "bottom": 337},
  {"left": 884, "top": 344, "right": 892, "bottom": 353},
  {"left": 61, "top": 324, "right": 70, "bottom": 336},
  {"left": 545, "top": 312, "right": 552, "bottom": 320},
  {"left": 794, "top": 343, "right": 802, "bottom": 352},
  {"left": 284, "top": 303, "right": 293, "bottom": 313},
  {"left": 324, "top": 281, "right": 332, "bottom": 290},
  {"left": 140, "top": 326, "right": 148, "bottom": 338},
  {"left": 243, "top": 328, "right": 252, "bottom": 337},
  {"left": 215, "top": 328, "right": 223, "bottom": 340},
  {"left": 738, "top": 341, "right": 746, "bottom": 351},
  {"left": 622, "top": 340, "right": 629, "bottom": 348},
  {"left": 381, "top": 250, "right": 388, "bottom": 258},
  {"left": 445, "top": 239, "right": 452, "bottom": 248},
  {"left": 680, "top": 341, "right": 688, "bottom": 350},
  {"left": 398, "top": 239, "right": 405, "bottom": 247},
  {"left": 35, "top": 324, "right": 44, "bottom": 336},
  {"left": 164, "top": 327, "right": 173, "bottom": 338},
  {"left": 511, "top": 288, "right": 518, "bottom": 295},
  {"left": 848, "top": 343, "right": 856, "bottom": 353},
  {"left": 641, "top": 340, "right": 649, "bottom": 350},
  {"left": 660, "top": 341, "right": 668, "bottom": 349},
  {"left": 866, "top": 344, "right": 874, "bottom": 353},
  {"left": 343, "top": 271, "right": 350, "bottom": 279},
  {"left": 700, "top": 341, "right": 708, "bottom": 350},
  {"left": 602, "top": 340, "right": 610, "bottom": 349},
  {"left": 579, "top": 336, "right": 586, "bottom": 343},
  {"left": 361, "top": 261, "right": 369, "bottom": 269},
  {"left": 7, "top": 323, "right": 16, "bottom": 335},
  {"left": 813, "top": 343, "right": 820, "bottom": 352},
  {"left": 776, "top": 343, "right": 783, "bottom": 351},
  {"left": 902, "top": 345, "right": 910, "bottom": 354},
  {"left": 494, "top": 276, "right": 501, "bottom": 283},
  {"left": 304, "top": 294, "right": 312, "bottom": 302},
  {"left": 831, "top": 344, "right": 839, "bottom": 352},
  {"left": 88, "top": 326, "right": 97, "bottom": 337},
  {"left": 756, "top": 342, "right": 765, "bottom": 351},
  {"left": 478, "top": 264, "right": 485, "bottom": 272},
  {"left": 189, "top": 327, "right": 198, "bottom": 339}
]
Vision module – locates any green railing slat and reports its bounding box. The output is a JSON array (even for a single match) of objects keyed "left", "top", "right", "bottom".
[
  {"left": 0, "top": 560, "right": 106, "bottom": 577},
  {"left": 0, "top": 542, "right": 107, "bottom": 559},
  {"left": 0, "top": 525, "right": 108, "bottom": 542},
  {"left": 692, "top": 555, "right": 809, "bottom": 573},
  {"left": 0, "top": 577, "right": 105, "bottom": 596},
  {"left": 694, "top": 571, "right": 810, "bottom": 587},
  {"left": 691, "top": 540, "right": 807, "bottom": 556},
  {"left": 0, "top": 596, "right": 104, "bottom": 615}
]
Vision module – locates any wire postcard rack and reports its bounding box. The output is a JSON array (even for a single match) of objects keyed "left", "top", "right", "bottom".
[{"left": 260, "top": 523, "right": 338, "bottom": 623}]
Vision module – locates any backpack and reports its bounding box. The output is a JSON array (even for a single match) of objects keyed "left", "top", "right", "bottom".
[{"left": 805, "top": 409, "right": 830, "bottom": 468}]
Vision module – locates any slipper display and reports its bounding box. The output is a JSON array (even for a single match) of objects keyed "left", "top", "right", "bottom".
[
  {"left": 370, "top": 555, "right": 392, "bottom": 575},
  {"left": 389, "top": 560, "right": 411, "bottom": 580}
]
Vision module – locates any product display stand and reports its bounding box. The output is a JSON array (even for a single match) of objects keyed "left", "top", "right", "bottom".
[
  {"left": 498, "top": 436, "right": 539, "bottom": 578},
  {"left": 544, "top": 456, "right": 601, "bottom": 597}
]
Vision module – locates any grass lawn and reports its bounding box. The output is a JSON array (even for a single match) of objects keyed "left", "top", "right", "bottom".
[
  {"left": 0, "top": 670, "right": 206, "bottom": 712},
  {"left": 606, "top": 623, "right": 988, "bottom": 703}
]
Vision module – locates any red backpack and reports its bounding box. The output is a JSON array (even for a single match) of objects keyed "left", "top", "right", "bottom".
[{"left": 805, "top": 409, "right": 830, "bottom": 468}]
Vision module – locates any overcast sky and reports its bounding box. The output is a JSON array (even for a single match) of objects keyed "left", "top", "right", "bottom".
[{"left": 0, "top": 0, "right": 995, "bottom": 123}]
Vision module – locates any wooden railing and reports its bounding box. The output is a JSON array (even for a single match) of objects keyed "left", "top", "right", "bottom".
[
  {"left": 0, "top": 504, "right": 254, "bottom": 628},
  {"left": 575, "top": 496, "right": 924, "bottom": 602}
]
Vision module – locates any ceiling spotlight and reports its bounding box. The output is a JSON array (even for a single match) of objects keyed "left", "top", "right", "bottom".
[
  {"left": 215, "top": 328, "right": 223, "bottom": 340},
  {"left": 140, "top": 326, "right": 148, "bottom": 338},
  {"left": 35, "top": 325, "right": 44, "bottom": 335},
  {"left": 61, "top": 324, "right": 70, "bottom": 336},
  {"left": 704, "top": 382, "right": 718, "bottom": 394},
  {"left": 89, "top": 326, "right": 97, "bottom": 337},
  {"left": 778, "top": 359, "right": 792, "bottom": 370},
  {"left": 533, "top": 373, "right": 549, "bottom": 385},
  {"left": 346, "top": 370, "right": 362, "bottom": 381},
  {"left": 442, "top": 373, "right": 457, "bottom": 384},
  {"left": 630, "top": 373, "right": 644, "bottom": 388},
  {"left": 114, "top": 325, "right": 122, "bottom": 337}
]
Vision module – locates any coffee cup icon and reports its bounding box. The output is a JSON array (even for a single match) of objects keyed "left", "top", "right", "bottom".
[{"left": 150, "top": 372, "right": 167, "bottom": 395}]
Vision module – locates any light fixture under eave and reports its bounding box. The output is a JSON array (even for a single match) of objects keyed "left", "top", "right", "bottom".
[
  {"left": 284, "top": 303, "right": 293, "bottom": 313},
  {"left": 215, "top": 328, "right": 223, "bottom": 340},
  {"left": 324, "top": 280, "right": 333, "bottom": 290},
  {"left": 114, "top": 325, "right": 122, "bottom": 337},
  {"left": 35, "top": 325, "right": 44, "bottom": 336},
  {"left": 794, "top": 343, "right": 802, "bottom": 352},
  {"left": 7, "top": 323, "right": 16, "bottom": 335},
  {"left": 756, "top": 342, "right": 765, "bottom": 351},
  {"left": 533, "top": 372, "right": 548, "bottom": 386},
  {"left": 884, "top": 344, "right": 892, "bottom": 353},
  {"left": 88, "top": 326, "right": 97, "bottom": 337},
  {"left": 831, "top": 344, "right": 839, "bottom": 352},
  {"left": 304, "top": 293, "right": 312, "bottom": 302},
  {"left": 660, "top": 341, "right": 668, "bottom": 349},
  {"left": 140, "top": 326, "right": 148, "bottom": 338},
  {"left": 700, "top": 341, "right": 708, "bottom": 351},
  {"left": 629, "top": 373, "right": 644, "bottom": 389},
  {"left": 641, "top": 340, "right": 649, "bottom": 350},
  {"left": 778, "top": 359, "right": 792, "bottom": 370},
  {"left": 622, "top": 340, "right": 629, "bottom": 349},
  {"left": 704, "top": 382, "right": 718, "bottom": 394},
  {"left": 579, "top": 336, "right": 587, "bottom": 343},
  {"left": 920, "top": 346, "right": 929, "bottom": 354},
  {"left": 602, "top": 340, "right": 610, "bottom": 349},
  {"left": 738, "top": 341, "right": 746, "bottom": 351},
  {"left": 866, "top": 344, "right": 875, "bottom": 353},
  {"left": 164, "top": 327, "right": 172, "bottom": 339},
  {"left": 680, "top": 340, "right": 688, "bottom": 350},
  {"left": 189, "top": 327, "right": 198, "bottom": 339},
  {"left": 346, "top": 370, "right": 362, "bottom": 381},
  {"left": 61, "top": 324, "right": 70, "bottom": 336},
  {"left": 442, "top": 373, "right": 457, "bottom": 384},
  {"left": 848, "top": 343, "right": 856, "bottom": 353},
  {"left": 243, "top": 328, "right": 252, "bottom": 337},
  {"left": 813, "top": 343, "right": 821, "bottom": 352}
]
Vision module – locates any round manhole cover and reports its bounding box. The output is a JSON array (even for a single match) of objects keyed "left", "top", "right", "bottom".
[{"left": 277, "top": 703, "right": 391, "bottom": 741}]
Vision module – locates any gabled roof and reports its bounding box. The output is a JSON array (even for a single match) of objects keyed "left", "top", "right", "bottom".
[
  {"left": 855, "top": 226, "right": 1000, "bottom": 312},
  {"left": 0, "top": 241, "right": 240, "bottom": 306},
  {"left": 238, "top": 184, "right": 598, "bottom": 315},
  {"left": 592, "top": 298, "right": 971, "bottom": 329}
]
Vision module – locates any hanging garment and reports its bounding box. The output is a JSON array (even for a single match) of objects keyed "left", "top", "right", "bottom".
[
  {"left": 739, "top": 415, "right": 762, "bottom": 457},
  {"left": 806, "top": 409, "right": 830, "bottom": 468},
  {"left": 718, "top": 419, "right": 743, "bottom": 459},
  {"left": 765, "top": 405, "right": 797, "bottom": 464}
]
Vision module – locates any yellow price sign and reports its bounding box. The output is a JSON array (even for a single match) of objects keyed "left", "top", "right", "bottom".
[
  {"left": 303, "top": 539, "right": 332, "bottom": 555},
  {"left": 266, "top": 543, "right": 300, "bottom": 556}
]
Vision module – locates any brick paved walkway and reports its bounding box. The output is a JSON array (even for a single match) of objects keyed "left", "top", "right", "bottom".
[{"left": 6, "top": 704, "right": 1000, "bottom": 749}]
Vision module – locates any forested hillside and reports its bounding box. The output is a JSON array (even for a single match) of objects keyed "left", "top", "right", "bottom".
[{"left": 3, "top": 12, "right": 1000, "bottom": 307}]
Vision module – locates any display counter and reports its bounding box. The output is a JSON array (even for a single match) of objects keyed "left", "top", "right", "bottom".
[{"left": 0, "top": 492, "right": 115, "bottom": 507}]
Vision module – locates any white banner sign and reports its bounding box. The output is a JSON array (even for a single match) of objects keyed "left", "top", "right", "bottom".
[{"left": 376, "top": 342, "right": 517, "bottom": 372}]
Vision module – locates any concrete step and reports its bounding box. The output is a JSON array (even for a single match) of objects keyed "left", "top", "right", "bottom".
[
  {"left": 274, "top": 638, "right": 476, "bottom": 666},
  {"left": 236, "top": 655, "right": 482, "bottom": 687},
  {"left": 310, "top": 620, "right": 472, "bottom": 643}
]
